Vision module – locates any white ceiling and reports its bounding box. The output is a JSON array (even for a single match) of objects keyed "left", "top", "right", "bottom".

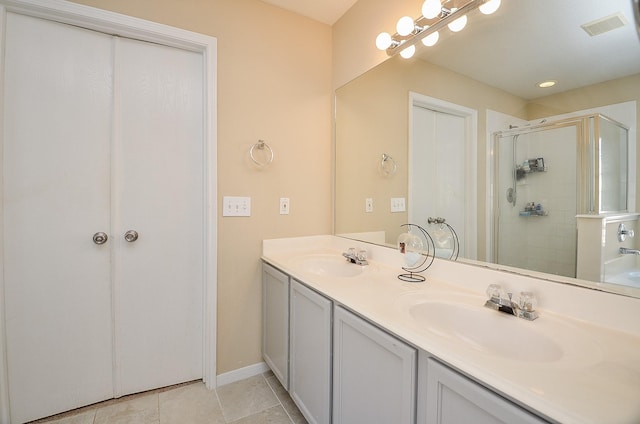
[
  {"left": 262, "top": 0, "right": 640, "bottom": 99},
  {"left": 260, "top": 0, "right": 356, "bottom": 25}
]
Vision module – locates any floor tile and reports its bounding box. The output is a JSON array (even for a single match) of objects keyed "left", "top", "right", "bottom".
[
  {"left": 217, "top": 375, "right": 280, "bottom": 423},
  {"left": 39, "top": 410, "right": 96, "bottom": 424},
  {"left": 94, "top": 393, "right": 159, "bottom": 424},
  {"left": 228, "top": 405, "right": 292, "bottom": 424},
  {"left": 159, "top": 382, "right": 225, "bottom": 424},
  {"left": 265, "top": 376, "right": 307, "bottom": 424}
]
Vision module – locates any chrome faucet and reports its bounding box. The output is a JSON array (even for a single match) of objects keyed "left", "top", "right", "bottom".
[
  {"left": 484, "top": 284, "right": 538, "bottom": 321},
  {"left": 342, "top": 247, "right": 368, "bottom": 266},
  {"left": 619, "top": 247, "right": 640, "bottom": 255}
]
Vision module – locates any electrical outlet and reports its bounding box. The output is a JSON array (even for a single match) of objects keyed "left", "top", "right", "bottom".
[
  {"left": 280, "top": 197, "right": 290, "bottom": 215},
  {"left": 365, "top": 198, "right": 373, "bottom": 213},
  {"left": 223, "top": 196, "right": 251, "bottom": 217},
  {"left": 390, "top": 197, "right": 406, "bottom": 213}
]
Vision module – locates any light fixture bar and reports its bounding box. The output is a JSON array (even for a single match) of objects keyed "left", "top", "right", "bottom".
[{"left": 385, "top": 0, "right": 483, "bottom": 56}]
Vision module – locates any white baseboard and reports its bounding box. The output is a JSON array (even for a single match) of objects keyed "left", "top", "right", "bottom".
[{"left": 216, "top": 362, "right": 270, "bottom": 387}]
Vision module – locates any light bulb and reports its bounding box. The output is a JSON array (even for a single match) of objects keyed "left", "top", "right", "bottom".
[
  {"left": 400, "top": 44, "right": 415, "bottom": 59},
  {"left": 396, "top": 16, "right": 415, "bottom": 36},
  {"left": 479, "top": 0, "right": 501, "bottom": 15},
  {"left": 422, "top": 0, "right": 442, "bottom": 19},
  {"left": 375, "top": 32, "right": 393, "bottom": 50},
  {"left": 421, "top": 29, "right": 439, "bottom": 46},
  {"left": 447, "top": 8, "right": 467, "bottom": 32}
]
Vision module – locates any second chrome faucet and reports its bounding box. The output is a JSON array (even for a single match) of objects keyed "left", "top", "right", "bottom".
[
  {"left": 484, "top": 284, "right": 539, "bottom": 321},
  {"left": 343, "top": 247, "right": 369, "bottom": 266}
]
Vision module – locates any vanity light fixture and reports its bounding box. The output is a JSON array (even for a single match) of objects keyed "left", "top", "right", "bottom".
[{"left": 376, "top": 0, "right": 501, "bottom": 58}]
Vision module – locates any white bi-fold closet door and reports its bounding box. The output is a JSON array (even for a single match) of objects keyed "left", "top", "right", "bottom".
[{"left": 3, "top": 12, "right": 204, "bottom": 423}]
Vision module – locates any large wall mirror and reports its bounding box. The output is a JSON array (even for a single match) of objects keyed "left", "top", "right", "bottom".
[{"left": 335, "top": 0, "right": 640, "bottom": 297}]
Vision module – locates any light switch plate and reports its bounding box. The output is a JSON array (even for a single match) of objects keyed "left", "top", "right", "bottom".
[
  {"left": 390, "top": 197, "right": 406, "bottom": 213},
  {"left": 223, "top": 196, "right": 251, "bottom": 217},
  {"left": 280, "top": 197, "right": 290, "bottom": 215},
  {"left": 365, "top": 198, "right": 373, "bottom": 213}
]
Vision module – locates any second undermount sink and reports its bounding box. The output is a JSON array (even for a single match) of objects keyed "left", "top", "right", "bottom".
[
  {"left": 396, "top": 293, "right": 602, "bottom": 365},
  {"left": 289, "top": 254, "right": 366, "bottom": 278}
]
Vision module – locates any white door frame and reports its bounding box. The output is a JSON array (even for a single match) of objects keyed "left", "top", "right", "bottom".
[
  {"left": 0, "top": 1, "right": 218, "bottom": 421},
  {"left": 408, "top": 92, "right": 478, "bottom": 260}
]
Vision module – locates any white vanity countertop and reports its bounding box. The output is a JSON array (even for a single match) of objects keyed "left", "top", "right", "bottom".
[{"left": 262, "top": 235, "right": 640, "bottom": 424}]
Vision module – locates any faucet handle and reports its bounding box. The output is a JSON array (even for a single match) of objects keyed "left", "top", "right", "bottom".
[
  {"left": 618, "top": 223, "right": 635, "bottom": 242},
  {"left": 518, "top": 291, "right": 537, "bottom": 312},
  {"left": 486, "top": 284, "right": 503, "bottom": 303},
  {"left": 357, "top": 249, "right": 368, "bottom": 262}
]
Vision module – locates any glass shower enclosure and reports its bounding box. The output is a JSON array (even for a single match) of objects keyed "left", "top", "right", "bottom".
[{"left": 493, "top": 114, "right": 629, "bottom": 278}]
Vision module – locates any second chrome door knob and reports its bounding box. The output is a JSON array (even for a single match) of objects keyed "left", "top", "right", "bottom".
[{"left": 124, "top": 230, "right": 139, "bottom": 242}]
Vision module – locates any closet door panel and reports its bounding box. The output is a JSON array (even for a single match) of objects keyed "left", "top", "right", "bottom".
[
  {"left": 3, "top": 13, "right": 114, "bottom": 423},
  {"left": 114, "top": 37, "right": 204, "bottom": 395}
]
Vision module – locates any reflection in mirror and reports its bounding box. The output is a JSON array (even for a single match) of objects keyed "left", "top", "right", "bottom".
[
  {"left": 596, "top": 115, "right": 629, "bottom": 213},
  {"left": 493, "top": 114, "right": 630, "bottom": 278},
  {"left": 335, "top": 0, "right": 640, "bottom": 297},
  {"left": 408, "top": 94, "right": 477, "bottom": 260}
]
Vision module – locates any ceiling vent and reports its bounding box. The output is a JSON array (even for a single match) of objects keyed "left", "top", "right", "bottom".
[{"left": 581, "top": 13, "right": 627, "bottom": 36}]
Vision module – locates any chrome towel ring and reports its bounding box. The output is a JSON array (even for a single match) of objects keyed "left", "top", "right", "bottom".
[
  {"left": 249, "top": 139, "right": 274, "bottom": 167},
  {"left": 380, "top": 153, "right": 397, "bottom": 176}
]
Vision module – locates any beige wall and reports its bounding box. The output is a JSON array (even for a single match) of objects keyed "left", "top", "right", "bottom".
[{"left": 70, "top": 0, "right": 333, "bottom": 375}]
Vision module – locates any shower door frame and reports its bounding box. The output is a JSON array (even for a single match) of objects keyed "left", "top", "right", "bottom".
[{"left": 490, "top": 117, "right": 589, "bottom": 274}]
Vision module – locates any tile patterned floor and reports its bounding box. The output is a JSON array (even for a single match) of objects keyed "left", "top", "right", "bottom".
[{"left": 31, "top": 372, "right": 307, "bottom": 424}]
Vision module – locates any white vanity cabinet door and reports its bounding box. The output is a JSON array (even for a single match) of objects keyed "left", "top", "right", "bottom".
[
  {"left": 426, "top": 358, "right": 548, "bottom": 424},
  {"left": 263, "top": 263, "right": 290, "bottom": 389},
  {"left": 290, "top": 280, "right": 332, "bottom": 424},
  {"left": 333, "top": 306, "right": 417, "bottom": 424}
]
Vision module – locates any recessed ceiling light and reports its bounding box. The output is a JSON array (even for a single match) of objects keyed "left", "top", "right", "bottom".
[{"left": 537, "top": 80, "right": 557, "bottom": 88}]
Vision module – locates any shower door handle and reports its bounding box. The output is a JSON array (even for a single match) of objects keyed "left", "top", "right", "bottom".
[
  {"left": 93, "top": 232, "right": 108, "bottom": 245},
  {"left": 124, "top": 230, "right": 139, "bottom": 242}
]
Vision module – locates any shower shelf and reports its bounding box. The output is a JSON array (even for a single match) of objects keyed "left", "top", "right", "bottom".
[
  {"left": 523, "top": 167, "right": 548, "bottom": 173},
  {"left": 519, "top": 211, "right": 549, "bottom": 217},
  {"left": 516, "top": 166, "right": 548, "bottom": 180}
]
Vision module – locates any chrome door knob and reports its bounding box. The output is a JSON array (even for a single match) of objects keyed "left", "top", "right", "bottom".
[
  {"left": 93, "top": 232, "right": 108, "bottom": 245},
  {"left": 124, "top": 230, "right": 139, "bottom": 242}
]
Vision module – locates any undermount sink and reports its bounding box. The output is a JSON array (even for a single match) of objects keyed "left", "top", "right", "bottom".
[
  {"left": 396, "top": 293, "right": 602, "bottom": 365},
  {"left": 290, "top": 254, "right": 365, "bottom": 278}
]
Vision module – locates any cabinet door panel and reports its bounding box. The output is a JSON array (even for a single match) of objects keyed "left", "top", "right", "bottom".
[
  {"left": 263, "top": 264, "right": 290, "bottom": 388},
  {"left": 334, "top": 306, "right": 416, "bottom": 424},
  {"left": 3, "top": 13, "right": 114, "bottom": 423},
  {"left": 290, "top": 280, "right": 332, "bottom": 424},
  {"left": 114, "top": 37, "right": 204, "bottom": 395},
  {"left": 426, "top": 359, "right": 547, "bottom": 424}
]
